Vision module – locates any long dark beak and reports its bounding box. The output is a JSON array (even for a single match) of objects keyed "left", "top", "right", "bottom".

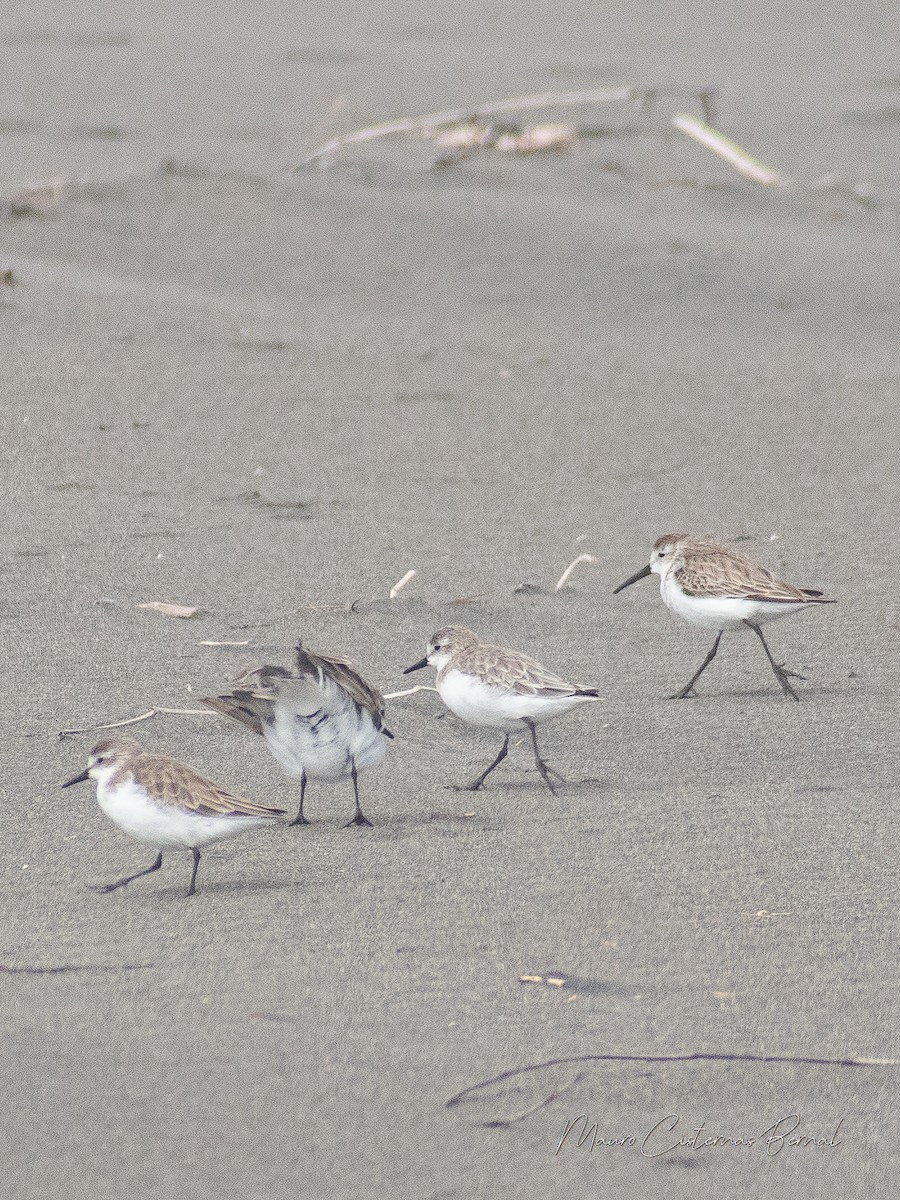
[
  {"left": 403, "top": 657, "right": 429, "bottom": 675},
  {"left": 62, "top": 768, "right": 90, "bottom": 789},
  {"left": 613, "top": 563, "right": 652, "bottom": 594}
]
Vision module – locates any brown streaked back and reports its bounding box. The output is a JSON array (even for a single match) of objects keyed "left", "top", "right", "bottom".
[
  {"left": 676, "top": 539, "right": 834, "bottom": 603},
  {"left": 441, "top": 633, "right": 596, "bottom": 696},
  {"left": 122, "top": 752, "right": 286, "bottom": 819}
]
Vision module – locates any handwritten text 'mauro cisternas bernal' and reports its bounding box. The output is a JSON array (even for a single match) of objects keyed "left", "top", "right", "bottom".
[{"left": 555, "top": 1113, "right": 843, "bottom": 1157}]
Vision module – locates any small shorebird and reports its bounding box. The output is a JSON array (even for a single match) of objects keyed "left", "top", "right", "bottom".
[
  {"left": 202, "top": 643, "right": 392, "bottom": 827},
  {"left": 614, "top": 534, "right": 835, "bottom": 700},
  {"left": 62, "top": 734, "right": 286, "bottom": 897},
  {"left": 404, "top": 625, "right": 599, "bottom": 794}
]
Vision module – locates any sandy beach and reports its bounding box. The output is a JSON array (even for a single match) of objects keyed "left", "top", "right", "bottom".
[{"left": 1, "top": 2, "right": 898, "bottom": 1196}]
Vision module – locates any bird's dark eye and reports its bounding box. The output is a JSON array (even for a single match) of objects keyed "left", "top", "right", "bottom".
[{"left": 96, "top": 756, "right": 105, "bottom": 764}]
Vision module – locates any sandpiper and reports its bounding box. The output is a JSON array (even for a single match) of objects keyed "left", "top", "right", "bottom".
[
  {"left": 403, "top": 625, "right": 599, "bottom": 794},
  {"left": 62, "top": 734, "right": 286, "bottom": 897},
  {"left": 614, "top": 534, "right": 835, "bottom": 700},
  {"left": 202, "top": 642, "right": 392, "bottom": 827}
]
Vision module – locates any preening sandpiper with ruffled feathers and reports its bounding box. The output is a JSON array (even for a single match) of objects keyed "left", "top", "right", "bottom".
[
  {"left": 404, "top": 625, "right": 600, "bottom": 794},
  {"left": 202, "top": 642, "right": 392, "bottom": 827},
  {"left": 614, "top": 534, "right": 836, "bottom": 700},
  {"left": 62, "top": 735, "right": 286, "bottom": 897}
]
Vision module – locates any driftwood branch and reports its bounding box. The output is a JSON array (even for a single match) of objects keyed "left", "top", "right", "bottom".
[
  {"left": 555, "top": 554, "right": 600, "bottom": 592},
  {"left": 389, "top": 569, "right": 417, "bottom": 599},
  {"left": 300, "top": 86, "right": 637, "bottom": 164},
  {"left": 58, "top": 707, "right": 216, "bottom": 740},
  {"left": 671, "top": 112, "right": 783, "bottom": 186}
]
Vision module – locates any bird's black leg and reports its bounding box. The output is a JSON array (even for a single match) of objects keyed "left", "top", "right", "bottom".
[
  {"left": 345, "top": 761, "right": 373, "bottom": 827},
  {"left": 452, "top": 734, "right": 510, "bottom": 791},
  {"left": 89, "top": 852, "right": 163, "bottom": 894},
  {"left": 668, "top": 631, "right": 723, "bottom": 699},
  {"left": 524, "top": 719, "right": 565, "bottom": 795},
  {"left": 185, "top": 848, "right": 202, "bottom": 897},
  {"left": 744, "top": 621, "right": 804, "bottom": 701},
  {"left": 290, "top": 771, "right": 311, "bottom": 826}
]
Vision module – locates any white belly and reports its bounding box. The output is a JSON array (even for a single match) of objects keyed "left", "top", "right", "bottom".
[
  {"left": 437, "top": 669, "right": 593, "bottom": 730},
  {"left": 263, "top": 703, "right": 386, "bottom": 781},
  {"left": 660, "top": 575, "right": 807, "bottom": 630},
  {"left": 97, "top": 779, "right": 272, "bottom": 850}
]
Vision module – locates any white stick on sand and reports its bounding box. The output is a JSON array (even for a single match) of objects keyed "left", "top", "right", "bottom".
[
  {"left": 389, "top": 569, "right": 417, "bottom": 599},
  {"left": 59, "top": 707, "right": 215, "bottom": 739},
  {"left": 671, "top": 112, "right": 783, "bottom": 186},
  {"left": 382, "top": 685, "right": 439, "bottom": 700},
  {"left": 554, "top": 554, "right": 600, "bottom": 592}
]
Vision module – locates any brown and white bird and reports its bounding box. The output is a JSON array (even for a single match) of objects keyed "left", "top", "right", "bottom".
[
  {"left": 62, "top": 734, "right": 286, "bottom": 897},
  {"left": 202, "top": 643, "right": 392, "bottom": 827},
  {"left": 614, "top": 534, "right": 835, "bottom": 700},
  {"left": 404, "top": 625, "right": 599, "bottom": 794}
]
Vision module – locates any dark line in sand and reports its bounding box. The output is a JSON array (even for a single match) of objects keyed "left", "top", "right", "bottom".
[
  {"left": 447, "top": 1050, "right": 896, "bottom": 1126},
  {"left": 0, "top": 963, "right": 155, "bottom": 975}
]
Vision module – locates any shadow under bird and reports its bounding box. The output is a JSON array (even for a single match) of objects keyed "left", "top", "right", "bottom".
[
  {"left": 62, "top": 734, "right": 286, "bottom": 897},
  {"left": 614, "top": 533, "right": 836, "bottom": 700},
  {"left": 404, "top": 625, "right": 600, "bottom": 794},
  {"left": 201, "top": 643, "right": 392, "bottom": 827}
]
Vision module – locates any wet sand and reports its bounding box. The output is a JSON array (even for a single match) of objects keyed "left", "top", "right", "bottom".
[{"left": 1, "top": 2, "right": 898, "bottom": 1196}]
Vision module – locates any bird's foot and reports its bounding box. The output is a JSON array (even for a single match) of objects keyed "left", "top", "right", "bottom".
[
  {"left": 774, "top": 669, "right": 801, "bottom": 701},
  {"left": 777, "top": 663, "right": 807, "bottom": 682},
  {"left": 534, "top": 762, "right": 561, "bottom": 795}
]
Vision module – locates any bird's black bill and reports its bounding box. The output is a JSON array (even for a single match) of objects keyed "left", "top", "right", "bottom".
[
  {"left": 403, "top": 657, "right": 429, "bottom": 674},
  {"left": 613, "top": 563, "right": 652, "bottom": 594},
  {"left": 62, "top": 768, "right": 90, "bottom": 789}
]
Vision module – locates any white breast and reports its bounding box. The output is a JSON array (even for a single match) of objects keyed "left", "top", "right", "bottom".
[
  {"left": 96, "top": 777, "right": 272, "bottom": 849},
  {"left": 437, "top": 669, "right": 593, "bottom": 730},
  {"left": 660, "top": 573, "right": 807, "bottom": 630},
  {"left": 262, "top": 675, "right": 386, "bottom": 782}
]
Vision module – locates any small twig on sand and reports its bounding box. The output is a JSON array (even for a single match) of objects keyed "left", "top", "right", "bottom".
[
  {"left": 58, "top": 707, "right": 216, "bottom": 740},
  {"left": 555, "top": 554, "right": 600, "bottom": 592},
  {"left": 389, "top": 569, "right": 417, "bottom": 599},
  {"left": 671, "top": 112, "right": 783, "bottom": 186},
  {"left": 300, "top": 87, "right": 636, "bottom": 164},
  {"left": 383, "top": 685, "right": 439, "bottom": 700},
  {"left": 297, "top": 601, "right": 354, "bottom": 613},
  {"left": 137, "top": 601, "right": 205, "bottom": 619},
  {"left": 447, "top": 1050, "right": 897, "bottom": 1127}
]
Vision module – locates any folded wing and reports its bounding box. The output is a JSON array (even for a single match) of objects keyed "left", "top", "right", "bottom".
[{"left": 134, "top": 756, "right": 286, "bottom": 818}]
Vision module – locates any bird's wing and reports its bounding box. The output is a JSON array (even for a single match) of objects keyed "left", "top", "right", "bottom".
[
  {"left": 133, "top": 755, "right": 286, "bottom": 818},
  {"left": 679, "top": 545, "right": 813, "bottom": 602},
  {"left": 295, "top": 644, "right": 391, "bottom": 729},
  {"left": 199, "top": 694, "right": 265, "bottom": 736},
  {"left": 462, "top": 645, "right": 581, "bottom": 697},
  {"left": 200, "top": 665, "right": 293, "bottom": 735}
]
